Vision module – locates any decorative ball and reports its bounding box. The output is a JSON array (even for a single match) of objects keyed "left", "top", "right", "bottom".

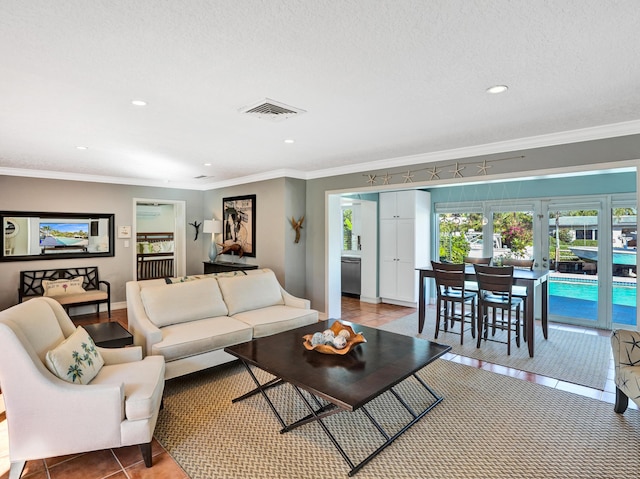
[
  {"left": 338, "top": 329, "right": 351, "bottom": 339},
  {"left": 310, "top": 332, "right": 325, "bottom": 346},
  {"left": 332, "top": 335, "right": 348, "bottom": 349},
  {"left": 323, "top": 329, "right": 335, "bottom": 338}
]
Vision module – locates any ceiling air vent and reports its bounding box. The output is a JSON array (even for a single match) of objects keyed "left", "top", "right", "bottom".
[{"left": 239, "top": 98, "right": 306, "bottom": 122}]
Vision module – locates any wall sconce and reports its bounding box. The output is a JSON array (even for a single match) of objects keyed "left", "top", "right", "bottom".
[{"left": 202, "top": 219, "right": 223, "bottom": 262}]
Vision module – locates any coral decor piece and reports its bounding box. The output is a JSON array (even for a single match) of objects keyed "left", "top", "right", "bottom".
[
  {"left": 217, "top": 242, "right": 244, "bottom": 258},
  {"left": 290, "top": 216, "right": 305, "bottom": 243}
]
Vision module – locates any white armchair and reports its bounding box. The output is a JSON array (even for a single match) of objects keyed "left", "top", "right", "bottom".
[
  {"left": 0, "top": 297, "right": 165, "bottom": 479},
  {"left": 611, "top": 329, "right": 640, "bottom": 413}
]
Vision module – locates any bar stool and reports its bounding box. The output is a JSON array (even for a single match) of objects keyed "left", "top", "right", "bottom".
[
  {"left": 432, "top": 260, "right": 476, "bottom": 345},
  {"left": 501, "top": 258, "right": 534, "bottom": 341},
  {"left": 474, "top": 264, "right": 523, "bottom": 355},
  {"left": 463, "top": 256, "right": 492, "bottom": 293}
]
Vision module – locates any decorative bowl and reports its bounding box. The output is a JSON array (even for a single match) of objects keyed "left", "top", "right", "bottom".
[{"left": 303, "top": 321, "right": 366, "bottom": 355}]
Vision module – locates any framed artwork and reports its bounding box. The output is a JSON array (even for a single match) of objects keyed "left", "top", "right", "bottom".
[{"left": 222, "top": 194, "right": 256, "bottom": 257}]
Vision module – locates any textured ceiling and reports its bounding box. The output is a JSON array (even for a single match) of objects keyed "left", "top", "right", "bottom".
[{"left": 1, "top": 0, "right": 640, "bottom": 189}]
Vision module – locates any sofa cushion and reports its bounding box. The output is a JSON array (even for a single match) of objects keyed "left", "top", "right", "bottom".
[
  {"left": 150, "top": 316, "right": 253, "bottom": 361},
  {"left": 45, "top": 326, "right": 105, "bottom": 384},
  {"left": 42, "top": 277, "right": 86, "bottom": 297},
  {"left": 217, "top": 270, "right": 284, "bottom": 316},
  {"left": 91, "top": 355, "right": 165, "bottom": 421},
  {"left": 233, "top": 305, "right": 318, "bottom": 338},
  {"left": 140, "top": 278, "right": 228, "bottom": 327}
]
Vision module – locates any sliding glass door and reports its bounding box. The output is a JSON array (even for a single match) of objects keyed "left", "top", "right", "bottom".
[
  {"left": 545, "top": 197, "right": 637, "bottom": 330},
  {"left": 436, "top": 195, "right": 637, "bottom": 330},
  {"left": 545, "top": 203, "right": 605, "bottom": 328},
  {"left": 611, "top": 201, "right": 637, "bottom": 329}
]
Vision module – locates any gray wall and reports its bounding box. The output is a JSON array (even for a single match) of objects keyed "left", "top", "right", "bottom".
[
  {"left": 2, "top": 134, "right": 640, "bottom": 313},
  {"left": 0, "top": 176, "right": 204, "bottom": 310},
  {"left": 304, "top": 135, "right": 640, "bottom": 310},
  {"left": 201, "top": 176, "right": 307, "bottom": 298}
]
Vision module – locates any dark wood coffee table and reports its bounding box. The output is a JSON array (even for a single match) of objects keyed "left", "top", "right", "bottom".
[{"left": 225, "top": 319, "right": 451, "bottom": 476}]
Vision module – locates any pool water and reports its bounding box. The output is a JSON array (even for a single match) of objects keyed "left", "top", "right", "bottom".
[{"left": 549, "top": 277, "right": 637, "bottom": 325}]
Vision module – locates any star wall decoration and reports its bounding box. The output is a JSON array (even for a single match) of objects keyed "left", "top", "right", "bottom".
[
  {"left": 477, "top": 160, "right": 492, "bottom": 175},
  {"left": 402, "top": 170, "right": 414, "bottom": 183},
  {"left": 449, "top": 162, "right": 464, "bottom": 178},
  {"left": 427, "top": 166, "right": 441, "bottom": 180},
  {"left": 361, "top": 155, "right": 523, "bottom": 186}
]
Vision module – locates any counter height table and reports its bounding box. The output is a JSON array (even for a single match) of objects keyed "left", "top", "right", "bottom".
[{"left": 417, "top": 265, "right": 549, "bottom": 357}]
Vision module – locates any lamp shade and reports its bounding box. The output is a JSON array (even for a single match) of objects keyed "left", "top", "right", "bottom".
[
  {"left": 203, "top": 219, "right": 223, "bottom": 234},
  {"left": 202, "top": 220, "right": 214, "bottom": 233}
]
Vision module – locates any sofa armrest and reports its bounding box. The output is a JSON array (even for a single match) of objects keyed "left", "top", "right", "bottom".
[
  {"left": 612, "top": 329, "right": 640, "bottom": 370},
  {"left": 280, "top": 287, "right": 310, "bottom": 309},
  {"left": 99, "top": 345, "right": 143, "bottom": 365},
  {"left": 126, "top": 281, "right": 163, "bottom": 355}
]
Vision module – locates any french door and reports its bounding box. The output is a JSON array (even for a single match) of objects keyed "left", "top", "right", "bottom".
[
  {"left": 436, "top": 196, "right": 637, "bottom": 330},
  {"left": 544, "top": 197, "right": 637, "bottom": 330}
]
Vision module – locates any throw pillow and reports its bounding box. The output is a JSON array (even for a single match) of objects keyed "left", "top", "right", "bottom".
[
  {"left": 42, "top": 277, "right": 85, "bottom": 297},
  {"left": 45, "top": 326, "right": 104, "bottom": 384}
]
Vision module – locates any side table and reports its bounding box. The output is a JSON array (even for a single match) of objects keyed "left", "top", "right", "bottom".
[
  {"left": 84, "top": 322, "right": 134, "bottom": 349},
  {"left": 203, "top": 261, "right": 259, "bottom": 274}
]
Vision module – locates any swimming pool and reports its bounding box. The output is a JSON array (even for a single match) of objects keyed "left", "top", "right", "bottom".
[{"left": 549, "top": 276, "right": 637, "bottom": 325}]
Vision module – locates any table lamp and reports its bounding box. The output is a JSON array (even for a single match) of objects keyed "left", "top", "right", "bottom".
[{"left": 203, "top": 219, "right": 223, "bottom": 262}]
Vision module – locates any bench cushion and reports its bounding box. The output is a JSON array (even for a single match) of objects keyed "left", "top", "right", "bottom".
[
  {"left": 140, "top": 278, "right": 228, "bottom": 327},
  {"left": 217, "top": 270, "right": 284, "bottom": 316},
  {"left": 150, "top": 316, "right": 252, "bottom": 361},
  {"left": 53, "top": 290, "right": 108, "bottom": 306}
]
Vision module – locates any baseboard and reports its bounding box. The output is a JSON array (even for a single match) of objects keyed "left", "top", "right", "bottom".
[
  {"left": 359, "top": 296, "right": 381, "bottom": 304},
  {"left": 380, "top": 298, "right": 417, "bottom": 308}
]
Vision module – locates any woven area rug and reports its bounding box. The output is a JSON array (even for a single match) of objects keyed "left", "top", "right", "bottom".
[
  {"left": 378, "top": 311, "right": 610, "bottom": 390},
  {"left": 155, "top": 360, "right": 640, "bottom": 479}
]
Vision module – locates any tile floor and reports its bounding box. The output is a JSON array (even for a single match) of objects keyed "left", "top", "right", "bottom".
[{"left": 0, "top": 298, "right": 627, "bottom": 478}]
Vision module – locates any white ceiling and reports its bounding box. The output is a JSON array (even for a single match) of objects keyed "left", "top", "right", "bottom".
[{"left": 1, "top": 0, "right": 640, "bottom": 190}]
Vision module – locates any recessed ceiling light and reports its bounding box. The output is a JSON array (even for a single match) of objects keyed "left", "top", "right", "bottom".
[
  {"left": 204, "top": 163, "right": 212, "bottom": 166},
  {"left": 486, "top": 85, "right": 508, "bottom": 94},
  {"left": 131, "top": 99, "right": 148, "bottom": 106},
  {"left": 284, "top": 139, "right": 295, "bottom": 144},
  {"left": 75, "top": 146, "right": 88, "bottom": 150}
]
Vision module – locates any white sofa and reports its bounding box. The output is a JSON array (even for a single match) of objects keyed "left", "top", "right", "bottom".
[{"left": 126, "top": 268, "right": 318, "bottom": 379}]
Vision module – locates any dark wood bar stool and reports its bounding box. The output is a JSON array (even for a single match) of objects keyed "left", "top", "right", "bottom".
[
  {"left": 501, "top": 258, "right": 534, "bottom": 341},
  {"left": 474, "top": 264, "right": 523, "bottom": 355},
  {"left": 431, "top": 260, "right": 477, "bottom": 345}
]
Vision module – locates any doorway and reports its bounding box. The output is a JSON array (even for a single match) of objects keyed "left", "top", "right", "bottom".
[{"left": 133, "top": 199, "right": 186, "bottom": 280}]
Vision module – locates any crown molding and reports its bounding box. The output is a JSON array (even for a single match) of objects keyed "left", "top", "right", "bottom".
[
  {"left": 2, "top": 120, "right": 640, "bottom": 190},
  {"left": 304, "top": 119, "right": 640, "bottom": 180}
]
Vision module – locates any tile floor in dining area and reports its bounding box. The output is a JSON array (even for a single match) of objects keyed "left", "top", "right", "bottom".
[{"left": 0, "top": 297, "right": 627, "bottom": 479}]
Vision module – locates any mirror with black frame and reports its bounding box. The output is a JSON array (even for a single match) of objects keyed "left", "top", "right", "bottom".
[{"left": 1, "top": 211, "right": 115, "bottom": 261}]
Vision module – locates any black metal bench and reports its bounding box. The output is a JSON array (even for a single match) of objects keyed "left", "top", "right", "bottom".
[{"left": 18, "top": 266, "right": 111, "bottom": 318}]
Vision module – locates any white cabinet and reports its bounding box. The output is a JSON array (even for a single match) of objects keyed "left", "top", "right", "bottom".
[
  {"left": 379, "top": 190, "right": 430, "bottom": 305},
  {"left": 379, "top": 191, "right": 417, "bottom": 219}
]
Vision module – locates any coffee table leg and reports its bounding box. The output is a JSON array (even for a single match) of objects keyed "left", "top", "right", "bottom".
[
  {"left": 291, "top": 373, "right": 444, "bottom": 477},
  {"left": 232, "top": 360, "right": 288, "bottom": 430}
]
